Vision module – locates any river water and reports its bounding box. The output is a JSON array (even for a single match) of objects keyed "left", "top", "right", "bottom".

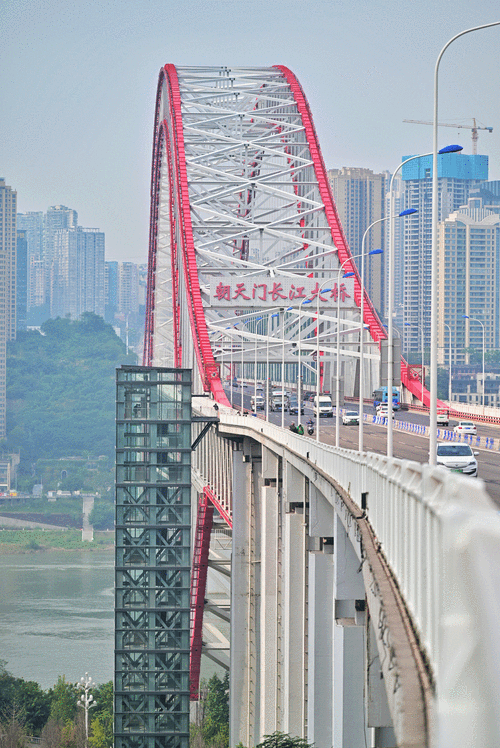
[{"left": 0, "top": 549, "right": 114, "bottom": 689}]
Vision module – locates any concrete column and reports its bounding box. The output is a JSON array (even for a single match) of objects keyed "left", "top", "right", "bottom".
[
  {"left": 282, "top": 461, "right": 307, "bottom": 737},
  {"left": 307, "top": 552, "right": 333, "bottom": 748},
  {"left": 367, "top": 618, "right": 397, "bottom": 747},
  {"left": 230, "top": 448, "right": 257, "bottom": 747},
  {"left": 307, "top": 484, "right": 334, "bottom": 748},
  {"left": 259, "top": 484, "right": 279, "bottom": 736},
  {"left": 333, "top": 513, "right": 369, "bottom": 748}
]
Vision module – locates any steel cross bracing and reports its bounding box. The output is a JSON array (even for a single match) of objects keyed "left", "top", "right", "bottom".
[{"left": 144, "top": 65, "right": 403, "bottom": 402}]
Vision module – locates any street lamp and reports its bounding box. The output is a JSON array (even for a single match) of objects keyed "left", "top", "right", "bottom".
[
  {"left": 254, "top": 317, "right": 264, "bottom": 407},
  {"left": 267, "top": 311, "right": 280, "bottom": 421},
  {"left": 462, "top": 315, "right": 485, "bottom": 412},
  {"left": 429, "top": 22, "right": 500, "bottom": 464},
  {"left": 315, "top": 279, "right": 333, "bottom": 443},
  {"left": 444, "top": 322, "right": 452, "bottom": 403},
  {"left": 281, "top": 306, "right": 293, "bottom": 428},
  {"left": 334, "top": 250, "right": 384, "bottom": 447},
  {"left": 297, "top": 297, "right": 313, "bottom": 427},
  {"left": 78, "top": 673, "right": 96, "bottom": 748},
  {"left": 358, "top": 210, "right": 415, "bottom": 453},
  {"left": 387, "top": 146, "right": 462, "bottom": 458}
]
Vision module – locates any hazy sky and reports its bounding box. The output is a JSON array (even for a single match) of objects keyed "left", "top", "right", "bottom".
[{"left": 2, "top": 0, "right": 500, "bottom": 262}]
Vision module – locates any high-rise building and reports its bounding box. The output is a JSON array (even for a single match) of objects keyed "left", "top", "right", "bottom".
[
  {"left": 16, "top": 211, "right": 45, "bottom": 310},
  {"left": 51, "top": 226, "right": 105, "bottom": 319},
  {"left": 105, "top": 261, "right": 119, "bottom": 323},
  {"left": 328, "top": 167, "right": 388, "bottom": 315},
  {"left": 437, "top": 197, "right": 500, "bottom": 369},
  {"left": 118, "top": 262, "right": 140, "bottom": 316},
  {"left": 16, "top": 230, "right": 28, "bottom": 332},
  {"left": 0, "top": 178, "right": 17, "bottom": 438},
  {"left": 401, "top": 153, "right": 488, "bottom": 353}
]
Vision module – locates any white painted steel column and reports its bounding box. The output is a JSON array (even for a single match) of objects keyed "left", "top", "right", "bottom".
[{"left": 259, "top": 484, "right": 279, "bottom": 736}]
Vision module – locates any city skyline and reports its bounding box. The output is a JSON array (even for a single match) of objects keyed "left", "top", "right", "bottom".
[{"left": 2, "top": 0, "right": 500, "bottom": 264}]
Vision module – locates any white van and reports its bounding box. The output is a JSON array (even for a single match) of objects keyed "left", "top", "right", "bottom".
[
  {"left": 251, "top": 394, "right": 265, "bottom": 411},
  {"left": 313, "top": 394, "right": 333, "bottom": 418}
]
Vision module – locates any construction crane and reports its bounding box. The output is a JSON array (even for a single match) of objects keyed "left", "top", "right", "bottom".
[{"left": 403, "top": 118, "right": 493, "bottom": 155}]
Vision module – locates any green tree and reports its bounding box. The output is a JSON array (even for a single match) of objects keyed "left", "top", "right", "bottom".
[
  {"left": 0, "top": 671, "right": 50, "bottom": 735},
  {"left": 88, "top": 681, "right": 112, "bottom": 748},
  {"left": 49, "top": 677, "right": 77, "bottom": 724},
  {"left": 201, "top": 673, "right": 229, "bottom": 747},
  {"left": 256, "top": 733, "right": 314, "bottom": 748},
  {"left": 89, "top": 503, "right": 115, "bottom": 530}
]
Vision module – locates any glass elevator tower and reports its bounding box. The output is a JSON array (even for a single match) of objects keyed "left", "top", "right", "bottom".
[{"left": 115, "top": 366, "right": 192, "bottom": 748}]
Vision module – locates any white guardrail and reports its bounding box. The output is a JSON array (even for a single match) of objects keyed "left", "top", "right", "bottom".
[{"left": 200, "top": 403, "right": 500, "bottom": 747}]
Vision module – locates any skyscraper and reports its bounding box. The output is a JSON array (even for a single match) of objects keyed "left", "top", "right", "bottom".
[
  {"left": 0, "top": 178, "right": 17, "bottom": 438},
  {"left": 16, "top": 230, "right": 28, "bottom": 332},
  {"left": 51, "top": 226, "right": 105, "bottom": 319},
  {"left": 328, "top": 167, "right": 388, "bottom": 315},
  {"left": 401, "top": 153, "right": 488, "bottom": 353},
  {"left": 437, "top": 197, "right": 500, "bottom": 368},
  {"left": 16, "top": 211, "right": 45, "bottom": 311}
]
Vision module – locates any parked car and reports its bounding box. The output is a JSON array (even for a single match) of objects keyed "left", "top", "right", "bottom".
[
  {"left": 453, "top": 421, "right": 477, "bottom": 435},
  {"left": 288, "top": 397, "right": 304, "bottom": 416},
  {"left": 342, "top": 410, "right": 359, "bottom": 425},
  {"left": 436, "top": 443, "right": 478, "bottom": 477}
]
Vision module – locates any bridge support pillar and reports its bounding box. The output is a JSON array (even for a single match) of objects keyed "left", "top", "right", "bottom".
[
  {"left": 230, "top": 445, "right": 258, "bottom": 748},
  {"left": 333, "top": 513, "right": 369, "bottom": 748},
  {"left": 282, "top": 462, "right": 308, "bottom": 737}
]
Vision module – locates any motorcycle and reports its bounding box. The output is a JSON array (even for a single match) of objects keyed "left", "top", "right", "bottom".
[{"left": 306, "top": 420, "right": 314, "bottom": 436}]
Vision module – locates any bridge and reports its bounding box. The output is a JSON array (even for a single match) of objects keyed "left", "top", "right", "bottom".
[{"left": 138, "top": 65, "right": 500, "bottom": 748}]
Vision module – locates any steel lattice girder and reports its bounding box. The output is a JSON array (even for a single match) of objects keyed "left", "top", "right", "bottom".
[{"left": 145, "top": 65, "right": 387, "bottom": 398}]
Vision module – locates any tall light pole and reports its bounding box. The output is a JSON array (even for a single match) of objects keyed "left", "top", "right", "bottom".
[
  {"left": 387, "top": 146, "right": 462, "bottom": 458},
  {"left": 267, "top": 311, "right": 280, "bottom": 421},
  {"left": 78, "top": 673, "right": 96, "bottom": 748},
  {"left": 254, "top": 317, "right": 264, "bottom": 407},
  {"left": 281, "top": 306, "right": 293, "bottom": 428},
  {"left": 297, "top": 297, "right": 313, "bottom": 427},
  {"left": 462, "top": 315, "right": 485, "bottom": 412},
  {"left": 358, "top": 211, "right": 415, "bottom": 453},
  {"left": 429, "top": 22, "right": 500, "bottom": 464},
  {"left": 316, "top": 280, "right": 332, "bottom": 443},
  {"left": 444, "top": 321, "right": 452, "bottom": 403},
  {"left": 334, "top": 250, "right": 384, "bottom": 447}
]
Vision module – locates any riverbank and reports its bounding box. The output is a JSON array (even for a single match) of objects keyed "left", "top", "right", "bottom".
[{"left": 0, "top": 528, "right": 115, "bottom": 553}]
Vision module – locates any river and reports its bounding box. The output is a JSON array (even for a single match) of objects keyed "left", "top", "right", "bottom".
[{"left": 0, "top": 549, "right": 114, "bottom": 689}]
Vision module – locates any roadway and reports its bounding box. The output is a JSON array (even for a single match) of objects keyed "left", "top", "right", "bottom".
[{"left": 226, "top": 384, "right": 500, "bottom": 506}]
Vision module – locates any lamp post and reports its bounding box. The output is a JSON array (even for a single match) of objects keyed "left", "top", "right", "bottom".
[
  {"left": 254, "top": 317, "right": 264, "bottom": 408},
  {"left": 387, "top": 146, "right": 462, "bottom": 458},
  {"left": 298, "top": 298, "right": 313, "bottom": 427},
  {"left": 267, "top": 311, "right": 280, "bottom": 421},
  {"left": 429, "top": 22, "right": 499, "bottom": 464},
  {"left": 281, "top": 306, "right": 293, "bottom": 428},
  {"left": 334, "top": 250, "right": 384, "bottom": 447},
  {"left": 77, "top": 673, "right": 96, "bottom": 748},
  {"left": 462, "top": 315, "right": 485, "bottom": 412},
  {"left": 358, "top": 211, "right": 415, "bottom": 453},
  {"left": 316, "top": 279, "right": 333, "bottom": 443},
  {"left": 444, "top": 322, "right": 452, "bottom": 403}
]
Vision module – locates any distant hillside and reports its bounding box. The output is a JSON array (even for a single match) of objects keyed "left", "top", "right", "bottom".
[{"left": 6, "top": 313, "right": 137, "bottom": 469}]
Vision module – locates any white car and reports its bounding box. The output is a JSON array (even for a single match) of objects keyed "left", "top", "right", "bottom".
[
  {"left": 376, "top": 405, "right": 394, "bottom": 419},
  {"left": 342, "top": 410, "right": 359, "bottom": 425},
  {"left": 453, "top": 421, "right": 477, "bottom": 436},
  {"left": 436, "top": 443, "right": 478, "bottom": 477}
]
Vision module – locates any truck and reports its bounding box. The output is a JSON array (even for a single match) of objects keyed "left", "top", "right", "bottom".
[
  {"left": 437, "top": 408, "right": 449, "bottom": 426},
  {"left": 313, "top": 394, "right": 334, "bottom": 418},
  {"left": 373, "top": 386, "right": 401, "bottom": 411}
]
